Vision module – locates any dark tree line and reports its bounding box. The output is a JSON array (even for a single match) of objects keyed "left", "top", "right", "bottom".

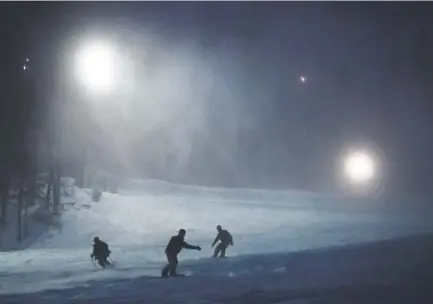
[
  {"left": 0, "top": 54, "right": 63, "bottom": 243},
  {"left": 0, "top": 3, "right": 111, "bottom": 247}
]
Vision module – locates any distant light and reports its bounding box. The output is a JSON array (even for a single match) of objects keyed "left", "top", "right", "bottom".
[
  {"left": 343, "top": 151, "right": 375, "bottom": 184},
  {"left": 300, "top": 76, "right": 306, "bottom": 83},
  {"left": 23, "top": 57, "right": 29, "bottom": 71}
]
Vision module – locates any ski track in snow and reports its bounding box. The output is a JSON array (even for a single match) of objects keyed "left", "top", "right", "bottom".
[{"left": 1, "top": 184, "right": 433, "bottom": 303}]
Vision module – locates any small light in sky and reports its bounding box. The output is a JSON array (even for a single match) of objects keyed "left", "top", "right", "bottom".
[
  {"left": 23, "top": 57, "right": 29, "bottom": 71},
  {"left": 300, "top": 75, "right": 306, "bottom": 83}
]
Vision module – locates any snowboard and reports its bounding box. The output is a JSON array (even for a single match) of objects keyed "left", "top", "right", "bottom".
[
  {"left": 161, "top": 274, "right": 185, "bottom": 279},
  {"left": 161, "top": 271, "right": 193, "bottom": 279}
]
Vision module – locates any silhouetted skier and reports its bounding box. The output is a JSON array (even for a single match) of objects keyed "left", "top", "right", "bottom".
[
  {"left": 161, "top": 229, "right": 201, "bottom": 278},
  {"left": 212, "top": 225, "right": 233, "bottom": 258},
  {"left": 90, "top": 237, "right": 111, "bottom": 268}
]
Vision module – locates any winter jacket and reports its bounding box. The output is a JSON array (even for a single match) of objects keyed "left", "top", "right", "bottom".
[
  {"left": 92, "top": 240, "right": 111, "bottom": 259},
  {"left": 212, "top": 230, "right": 233, "bottom": 247},
  {"left": 165, "top": 235, "right": 197, "bottom": 255}
]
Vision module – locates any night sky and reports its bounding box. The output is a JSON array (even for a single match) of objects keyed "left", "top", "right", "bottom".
[{"left": 1, "top": 2, "right": 433, "bottom": 198}]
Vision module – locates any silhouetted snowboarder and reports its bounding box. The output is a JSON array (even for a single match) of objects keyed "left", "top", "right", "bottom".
[
  {"left": 161, "top": 229, "right": 201, "bottom": 278},
  {"left": 212, "top": 225, "right": 233, "bottom": 258},
  {"left": 90, "top": 237, "right": 111, "bottom": 268}
]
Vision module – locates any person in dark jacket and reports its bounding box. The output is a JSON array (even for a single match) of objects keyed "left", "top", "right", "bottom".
[
  {"left": 90, "top": 237, "right": 111, "bottom": 268},
  {"left": 161, "top": 229, "right": 201, "bottom": 278},
  {"left": 212, "top": 225, "right": 233, "bottom": 258}
]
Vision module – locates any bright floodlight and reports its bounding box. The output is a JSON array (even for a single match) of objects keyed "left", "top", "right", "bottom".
[
  {"left": 75, "top": 41, "right": 118, "bottom": 92},
  {"left": 343, "top": 151, "right": 375, "bottom": 183}
]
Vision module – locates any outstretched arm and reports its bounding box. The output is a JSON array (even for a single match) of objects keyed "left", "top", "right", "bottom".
[{"left": 182, "top": 241, "right": 201, "bottom": 250}]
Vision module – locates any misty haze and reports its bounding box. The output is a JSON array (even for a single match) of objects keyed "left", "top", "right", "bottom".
[{"left": 1, "top": 2, "right": 433, "bottom": 304}]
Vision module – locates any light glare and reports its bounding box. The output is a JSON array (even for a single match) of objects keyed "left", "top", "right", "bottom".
[
  {"left": 75, "top": 42, "right": 118, "bottom": 92},
  {"left": 344, "top": 151, "right": 375, "bottom": 183}
]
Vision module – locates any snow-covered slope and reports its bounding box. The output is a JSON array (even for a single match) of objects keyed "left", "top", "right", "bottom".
[
  {"left": 3, "top": 234, "right": 433, "bottom": 304},
  {"left": 1, "top": 181, "right": 433, "bottom": 303}
]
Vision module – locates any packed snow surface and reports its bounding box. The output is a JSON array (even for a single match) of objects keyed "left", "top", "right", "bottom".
[{"left": 1, "top": 179, "right": 433, "bottom": 303}]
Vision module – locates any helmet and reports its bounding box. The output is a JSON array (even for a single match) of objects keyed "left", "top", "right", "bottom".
[
  {"left": 178, "top": 229, "right": 186, "bottom": 236},
  {"left": 216, "top": 225, "right": 222, "bottom": 231},
  {"left": 93, "top": 236, "right": 99, "bottom": 242}
]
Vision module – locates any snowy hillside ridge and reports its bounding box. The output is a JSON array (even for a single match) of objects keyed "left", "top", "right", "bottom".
[
  {"left": 2, "top": 233, "right": 433, "bottom": 303},
  {"left": 31, "top": 176, "right": 433, "bottom": 253},
  {"left": 101, "top": 172, "right": 341, "bottom": 200},
  {"left": 91, "top": 174, "right": 433, "bottom": 215}
]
